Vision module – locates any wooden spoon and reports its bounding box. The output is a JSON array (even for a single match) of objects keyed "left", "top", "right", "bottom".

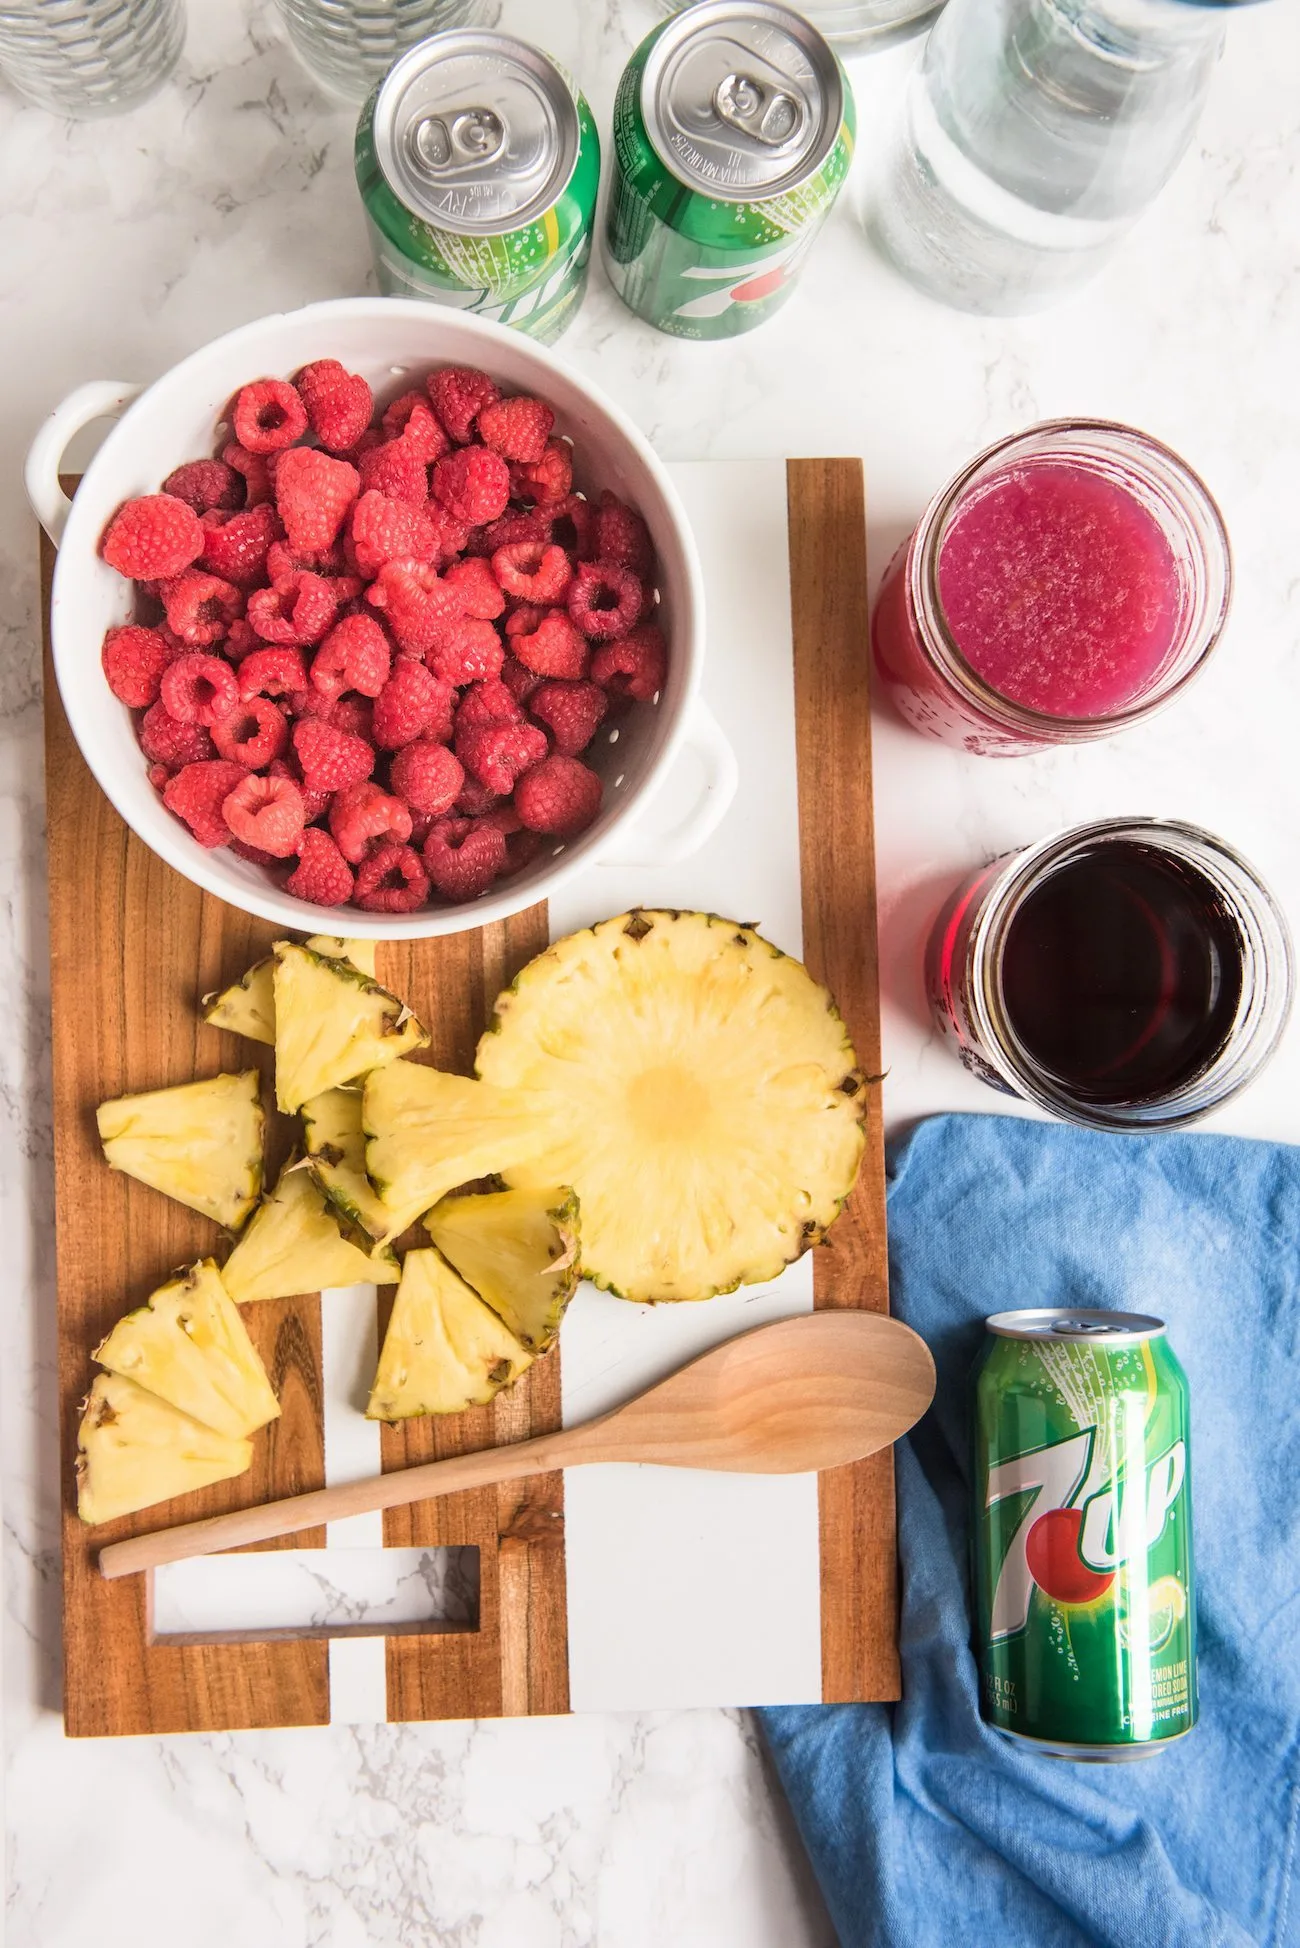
[{"left": 98, "top": 1311, "right": 934, "bottom": 1581}]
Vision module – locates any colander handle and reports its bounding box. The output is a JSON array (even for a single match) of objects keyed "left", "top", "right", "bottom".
[
  {"left": 25, "top": 380, "right": 143, "bottom": 544},
  {"left": 597, "top": 694, "right": 739, "bottom": 868}
]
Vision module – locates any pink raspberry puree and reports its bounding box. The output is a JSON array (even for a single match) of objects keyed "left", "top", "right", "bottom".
[{"left": 937, "top": 461, "right": 1181, "bottom": 717}]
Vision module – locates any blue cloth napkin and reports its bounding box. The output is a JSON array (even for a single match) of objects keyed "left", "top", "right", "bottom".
[{"left": 762, "top": 1114, "right": 1300, "bottom": 1948}]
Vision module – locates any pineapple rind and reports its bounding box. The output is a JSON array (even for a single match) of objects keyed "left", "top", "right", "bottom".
[
  {"left": 273, "top": 944, "right": 429, "bottom": 1114},
  {"left": 93, "top": 1259, "right": 280, "bottom": 1439},
  {"left": 302, "top": 1087, "right": 391, "bottom": 1243},
  {"left": 96, "top": 1070, "right": 264, "bottom": 1231},
  {"left": 76, "top": 1372, "right": 252, "bottom": 1525},
  {"left": 202, "top": 937, "right": 378, "bottom": 1047},
  {"left": 367, "top": 1247, "right": 533, "bottom": 1421},
  {"left": 222, "top": 1159, "right": 399, "bottom": 1305},
  {"left": 475, "top": 910, "right": 866, "bottom": 1304},
  {"left": 362, "top": 1062, "right": 558, "bottom": 1247},
  {"left": 425, "top": 1186, "right": 580, "bottom": 1352}
]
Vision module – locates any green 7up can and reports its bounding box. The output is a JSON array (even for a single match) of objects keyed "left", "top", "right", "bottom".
[
  {"left": 974, "top": 1309, "right": 1197, "bottom": 1760},
  {"left": 604, "top": 2, "right": 854, "bottom": 340}
]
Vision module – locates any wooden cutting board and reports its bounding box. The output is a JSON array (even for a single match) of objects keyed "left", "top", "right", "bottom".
[{"left": 43, "top": 457, "right": 893, "bottom": 1737}]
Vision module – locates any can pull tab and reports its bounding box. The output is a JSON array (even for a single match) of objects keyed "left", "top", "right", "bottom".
[
  {"left": 410, "top": 106, "right": 507, "bottom": 180},
  {"left": 713, "top": 72, "right": 805, "bottom": 149}
]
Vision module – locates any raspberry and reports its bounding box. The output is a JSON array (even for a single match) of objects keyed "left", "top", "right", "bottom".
[
  {"left": 476, "top": 395, "right": 554, "bottom": 463},
  {"left": 221, "top": 443, "right": 273, "bottom": 508},
  {"left": 295, "top": 359, "right": 373, "bottom": 453},
  {"left": 455, "top": 678, "right": 523, "bottom": 731},
  {"left": 286, "top": 827, "right": 354, "bottom": 907},
  {"left": 328, "top": 781, "right": 413, "bottom": 863},
  {"left": 160, "top": 652, "right": 239, "bottom": 727},
  {"left": 455, "top": 721, "right": 547, "bottom": 795},
  {"left": 591, "top": 623, "right": 667, "bottom": 703},
  {"left": 163, "top": 759, "right": 248, "bottom": 847},
  {"left": 365, "top": 560, "right": 464, "bottom": 659},
  {"left": 275, "top": 447, "right": 360, "bottom": 553},
  {"left": 101, "top": 624, "right": 173, "bottom": 707},
  {"left": 270, "top": 755, "right": 330, "bottom": 825},
  {"left": 510, "top": 439, "right": 573, "bottom": 507},
  {"left": 427, "top": 505, "right": 472, "bottom": 567},
  {"left": 428, "top": 616, "right": 505, "bottom": 686},
  {"left": 354, "top": 842, "right": 430, "bottom": 913},
  {"left": 422, "top": 816, "right": 508, "bottom": 901},
  {"left": 529, "top": 678, "right": 609, "bottom": 756},
  {"left": 373, "top": 655, "right": 452, "bottom": 749},
  {"left": 567, "top": 560, "right": 644, "bottom": 641},
  {"left": 593, "top": 491, "right": 656, "bottom": 579},
  {"left": 381, "top": 392, "right": 450, "bottom": 460},
  {"left": 390, "top": 738, "right": 464, "bottom": 816},
  {"left": 465, "top": 509, "right": 548, "bottom": 559},
  {"left": 348, "top": 490, "right": 439, "bottom": 576},
  {"left": 515, "top": 755, "right": 603, "bottom": 839},
  {"left": 544, "top": 494, "right": 596, "bottom": 558},
  {"left": 247, "top": 572, "right": 338, "bottom": 646},
  {"left": 491, "top": 540, "right": 573, "bottom": 604},
  {"left": 199, "top": 502, "right": 282, "bottom": 587},
  {"left": 428, "top": 365, "right": 500, "bottom": 445},
  {"left": 443, "top": 555, "right": 506, "bottom": 619},
  {"left": 147, "top": 762, "right": 172, "bottom": 792},
  {"left": 455, "top": 777, "right": 503, "bottom": 817},
  {"left": 238, "top": 645, "right": 309, "bottom": 701},
  {"left": 293, "top": 717, "right": 376, "bottom": 794},
  {"left": 222, "top": 772, "right": 306, "bottom": 858},
  {"left": 357, "top": 438, "right": 428, "bottom": 505},
  {"left": 138, "top": 700, "right": 215, "bottom": 768},
  {"left": 501, "top": 654, "right": 544, "bottom": 706},
  {"left": 504, "top": 603, "right": 546, "bottom": 640},
  {"left": 101, "top": 494, "right": 203, "bottom": 580},
  {"left": 266, "top": 537, "right": 348, "bottom": 582},
  {"left": 432, "top": 446, "right": 511, "bottom": 526},
  {"left": 223, "top": 618, "right": 259, "bottom": 662},
  {"left": 311, "top": 613, "right": 391, "bottom": 701},
  {"left": 330, "top": 695, "right": 374, "bottom": 742},
  {"left": 211, "top": 696, "right": 289, "bottom": 768},
  {"left": 162, "top": 460, "right": 243, "bottom": 515},
  {"left": 509, "top": 609, "right": 589, "bottom": 679},
  {"left": 232, "top": 378, "right": 308, "bottom": 454},
  {"left": 160, "top": 570, "right": 244, "bottom": 648},
  {"left": 229, "top": 836, "right": 281, "bottom": 868}
]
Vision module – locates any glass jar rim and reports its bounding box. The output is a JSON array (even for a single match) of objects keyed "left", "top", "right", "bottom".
[
  {"left": 965, "top": 815, "right": 1293, "bottom": 1131},
  {"left": 907, "top": 418, "right": 1233, "bottom": 741}
]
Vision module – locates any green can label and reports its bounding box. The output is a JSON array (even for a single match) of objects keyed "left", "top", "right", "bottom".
[
  {"left": 604, "top": 11, "right": 855, "bottom": 340},
  {"left": 974, "top": 1317, "right": 1197, "bottom": 1754}
]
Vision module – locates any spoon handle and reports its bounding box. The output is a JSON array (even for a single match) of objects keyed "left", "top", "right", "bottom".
[{"left": 97, "top": 1423, "right": 592, "bottom": 1580}]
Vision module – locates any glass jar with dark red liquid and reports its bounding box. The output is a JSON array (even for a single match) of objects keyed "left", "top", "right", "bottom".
[
  {"left": 873, "top": 421, "right": 1232, "bottom": 756},
  {"left": 927, "top": 819, "right": 1292, "bottom": 1130}
]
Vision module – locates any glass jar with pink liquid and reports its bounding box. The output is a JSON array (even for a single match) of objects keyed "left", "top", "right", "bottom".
[{"left": 871, "top": 420, "right": 1232, "bottom": 756}]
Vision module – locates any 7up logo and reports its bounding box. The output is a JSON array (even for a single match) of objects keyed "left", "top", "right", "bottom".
[{"left": 986, "top": 1428, "right": 1186, "bottom": 1641}]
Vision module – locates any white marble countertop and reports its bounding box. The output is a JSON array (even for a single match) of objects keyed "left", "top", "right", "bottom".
[{"left": 3, "top": 1, "right": 1299, "bottom": 1942}]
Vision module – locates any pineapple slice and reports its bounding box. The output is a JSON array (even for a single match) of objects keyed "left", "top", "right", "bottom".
[
  {"left": 93, "top": 1259, "right": 280, "bottom": 1440},
  {"left": 425, "top": 1186, "right": 579, "bottom": 1353},
  {"left": 367, "top": 1247, "right": 533, "bottom": 1421},
  {"left": 221, "top": 1159, "right": 398, "bottom": 1305},
  {"left": 302, "top": 1087, "right": 390, "bottom": 1243},
  {"left": 475, "top": 910, "right": 867, "bottom": 1304},
  {"left": 76, "top": 1372, "right": 252, "bottom": 1525},
  {"left": 273, "top": 942, "right": 429, "bottom": 1114},
  {"left": 96, "top": 1070, "right": 264, "bottom": 1230},
  {"left": 202, "top": 937, "right": 378, "bottom": 1047},
  {"left": 363, "top": 1062, "right": 557, "bottom": 1247}
]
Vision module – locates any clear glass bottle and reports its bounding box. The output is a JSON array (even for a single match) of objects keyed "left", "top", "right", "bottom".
[
  {"left": 870, "top": 0, "right": 1234, "bottom": 313},
  {"left": 655, "top": 0, "right": 944, "bottom": 50},
  {"left": 0, "top": 0, "right": 184, "bottom": 117},
  {"left": 272, "top": 0, "right": 483, "bottom": 103}
]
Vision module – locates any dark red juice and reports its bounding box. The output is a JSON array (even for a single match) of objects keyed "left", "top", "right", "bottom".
[{"left": 999, "top": 841, "right": 1245, "bottom": 1104}]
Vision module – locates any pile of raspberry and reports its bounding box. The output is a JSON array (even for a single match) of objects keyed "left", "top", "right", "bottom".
[{"left": 98, "top": 359, "right": 666, "bottom": 912}]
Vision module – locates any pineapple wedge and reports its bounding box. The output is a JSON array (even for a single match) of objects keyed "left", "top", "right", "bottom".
[
  {"left": 367, "top": 1247, "right": 533, "bottom": 1421},
  {"left": 97, "top": 1070, "right": 264, "bottom": 1231},
  {"left": 302, "top": 1087, "right": 391, "bottom": 1243},
  {"left": 363, "top": 1062, "right": 557, "bottom": 1248},
  {"left": 425, "top": 1187, "right": 579, "bottom": 1353},
  {"left": 93, "top": 1259, "right": 280, "bottom": 1440},
  {"left": 273, "top": 943, "right": 429, "bottom": 1114},
  {"left": 221, "top": 1159, "right": 398, "bottom": 1305},
  {"left": 76, "top": 1372, "right": 252, "bottom": 1525},
  {"left": 203, "top": 937, "right": 378, "bottom": 1047},
  {"left": 475, "top": 910, "right": 867, "bottom": 1303}
]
